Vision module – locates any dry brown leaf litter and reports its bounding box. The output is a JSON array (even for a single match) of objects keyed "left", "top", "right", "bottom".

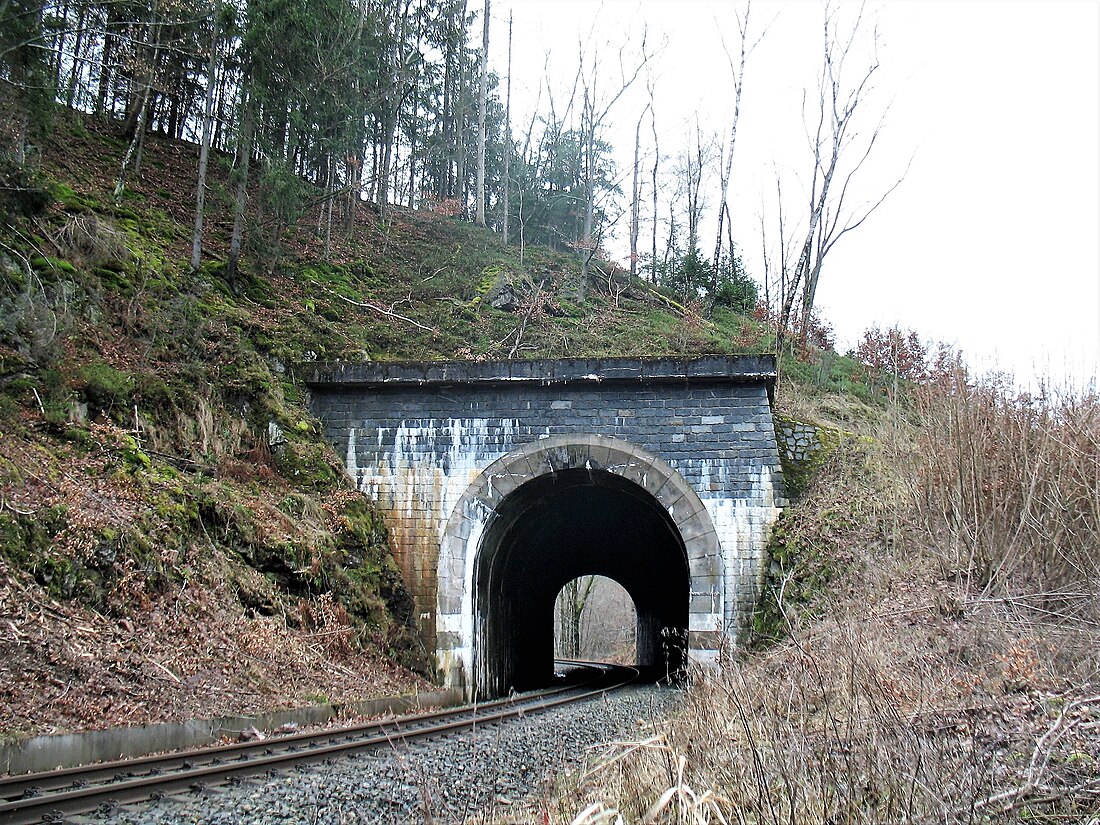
[
  {"left": 0, "top": 557, "right": 428, "bottom": 737},
  {"left": 0, "top": 419, "right": 428, "bottom": 739}
]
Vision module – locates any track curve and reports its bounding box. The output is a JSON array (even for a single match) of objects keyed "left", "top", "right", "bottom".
[{"left": 0, "top": 662, "right": 637, "bottom": 825}]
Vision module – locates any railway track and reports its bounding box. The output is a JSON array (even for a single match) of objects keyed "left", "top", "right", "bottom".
[{"left": 0, "top": 661, "right": 637, "bottom": 825}]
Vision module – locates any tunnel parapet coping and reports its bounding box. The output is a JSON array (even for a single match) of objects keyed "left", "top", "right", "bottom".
[{"left": 305, "top": 354, "right": 777, "bottom": 397}]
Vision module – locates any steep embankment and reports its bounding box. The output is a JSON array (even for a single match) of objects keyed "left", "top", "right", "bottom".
[{"left": 0, "top": 116, "right": 772, "bottom": 736}]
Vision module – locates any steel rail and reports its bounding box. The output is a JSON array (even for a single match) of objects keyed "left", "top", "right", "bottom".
[
  {"left": 0, "top": 663, "right": 637, "bottom": 825},
  {"left": 1, "top": 660, "right": 597, "bottom": 800}
]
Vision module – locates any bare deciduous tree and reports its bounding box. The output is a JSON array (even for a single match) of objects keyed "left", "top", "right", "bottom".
[
  {"left": 628, "top": 102, "right": 650, "bottom": 279},
  {"left": 555, "top": 575, "right": 636, "bottom": 662},
  {"left": 574, "top": 28, "right": 651, "bottom": 302},
  {"left": 681, "top": 117, "right": 713, "bottom": 257},
  {"left": 711, "top": 1, "right": 763, "bottom": 287},
  {"left": 556, "top": 575, "right": 596, "bottom": 658},
  {"left": 772, "top": 1, "right": 907, "bottom": 351},
  {"left": 648, "top": 72, "right": 660, "bottom": 284}
]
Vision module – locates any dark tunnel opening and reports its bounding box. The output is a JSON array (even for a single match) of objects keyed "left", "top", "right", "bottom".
[{"left": 473, "top": 468, "right": 689, "bottom": 697}]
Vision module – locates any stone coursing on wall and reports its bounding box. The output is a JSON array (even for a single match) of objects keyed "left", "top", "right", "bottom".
[
  {"left": 307, "top": 357, "right": 785, "bottom": 688},
  {"left": 772, "top": 414, "right": 853, "bottom": 500},
  {"left": 776, "top": 419, "right": 824, "bottom": 464}
]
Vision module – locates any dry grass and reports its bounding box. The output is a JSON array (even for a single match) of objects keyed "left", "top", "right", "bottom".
[
  {"left": 902, "top": 369, "right": 1100, "bottom": 622},
  {"left": 516, "top": 375, "right": 1100, "bottom": 824},
  {"left": 52, "top": 214, "right": 130, "bottom": 270}
]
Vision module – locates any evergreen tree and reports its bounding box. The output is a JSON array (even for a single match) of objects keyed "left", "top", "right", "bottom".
[
  {"left": 511, "top": 127, "right": 616, "bottom": 253},
  {"left": 1, "top": 0, "right": 55, "bottom": 166}
]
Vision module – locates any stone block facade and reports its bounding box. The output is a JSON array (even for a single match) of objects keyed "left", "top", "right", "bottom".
[{"left": 307, "top": 356, "right": 786, "bottom": 689}]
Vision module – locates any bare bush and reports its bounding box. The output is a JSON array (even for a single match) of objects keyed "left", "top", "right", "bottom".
[
  {"left": 568, "top": 614, "right": 1099, "bottom": 823},
  {"left": 530, "top": 378, "right": 1100, "bottom": 825},
  {"left": 902, "top": 368, "right": 1100, "bottom": 621},
  {"left": 53, "top": 214, "right": 130, "bottom": 270}
]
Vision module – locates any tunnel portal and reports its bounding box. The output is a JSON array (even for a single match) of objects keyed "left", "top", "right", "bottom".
[
  {"left": 474, "top": 469, "right": 689, "bottom": 696},
  {"left": 306, "top": 355, "right": 786, "bottom": 698}
]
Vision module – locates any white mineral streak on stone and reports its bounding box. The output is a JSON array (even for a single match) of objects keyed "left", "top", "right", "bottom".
[
  {"left": 451, "top": 514, "right": 486, "bottom": 687},
  {"left": 351, "top": 417, "right": 780, "bottom": 689},
  {"left": 671, "top": 459, "right": 781, "bottom": 635},
  {"left": 346, "top": 426, "right": 357, "bottom": 478},
  {"left": 368, "top": 418, "right": 517, "bottom": 538},
  {"left": 719, "top": 470, "right": 779, "bottom": 630},
  {"left": 437, "top": 613, "right": 464, "bottom": 633},
  {"left": 365, "top": 417, "right": 515, "bottom": 687},
  {"left": 689, "top": 613, "right": 723, "bottom": 631},
  {"left": 347, "top": 416, "right": 520, "bottom": 688}
]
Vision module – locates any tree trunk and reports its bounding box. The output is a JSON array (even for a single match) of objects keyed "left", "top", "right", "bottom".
[
  {"left": 378, "top": 0, "right": 414, "bottom": 222},
  {"left": 446, "top": 0, "right": 469, "bottom": 201},
  {"left": 378, "top": 109, "right": 397, "bottom": 221},
  {"left": 408, "top": 95, "right": 418, "bottom": 207},
  {"left": 13, "top": 111, "right": 27, "bottom": 167},
  {"left": 51, "top": 0, "right": 70, "bottom": 101},
  {"left": 65, "top": 2, "right": 88, "bottom": 109},
  {"left": 557, "top": 576, "right": 597, "bottom": 658},
  {"left": 474, "top": 0, "right": 489, "bottom": 226},
  {"left": 629, "top": 108, "right": 644, "bottom": 279},
  {"left": 323, "top": 157, "right": 334, "bottom": 261},
  {"left": 95, "top": 20, "right": 115, "bottom": 116},
  {"left": 440, "top": 14, "right": 455, "bottom": 199},
  {"left": 713, "top": 3, "right": 751, "bottom": 284},
  {"left": 190, "top": 0, "right": 222, "bottom": 272},
  {"left": 113, "top": 1, "right": 162, "bottom": 202},
  {"left": 227, "top": 91, "right": 255, "bottom": 294},
  {"left": 577, "top": 89, "right": 596, "bottom": 303},
  {"left": 502, "top": 11, "right": 512, "bottom": 243},
  {"left": 650, "top": 99, "right": 659, "bottom": 283}
]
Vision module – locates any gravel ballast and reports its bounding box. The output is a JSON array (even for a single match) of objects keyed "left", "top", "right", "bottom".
[{"left": 89, "top": 685, "right": 679, "bottom": 824}]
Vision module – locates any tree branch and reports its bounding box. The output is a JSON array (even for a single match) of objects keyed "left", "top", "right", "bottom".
[{"left": 315, "top": 283, "right": 435, "bottom": 333}]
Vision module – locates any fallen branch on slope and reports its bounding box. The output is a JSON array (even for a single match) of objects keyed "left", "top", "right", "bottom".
[
  {"left": 314, "top": 283, "right": 436, "bottom": 333},
  {"left": 963, "top": 694, "right": 1100, "bottom": 817}
]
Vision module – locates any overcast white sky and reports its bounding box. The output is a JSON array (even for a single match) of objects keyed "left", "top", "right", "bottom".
[{"left": 488, "top": 0, "right": 1100, "bottom": 389}]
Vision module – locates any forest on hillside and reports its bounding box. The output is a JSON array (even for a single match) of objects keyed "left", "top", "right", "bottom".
[
  {"left": 1, "top": 0, "right": 899, "bottom": 350},
  {"left": 3, "top": 4, "right": 1100, "bottom": 821}
]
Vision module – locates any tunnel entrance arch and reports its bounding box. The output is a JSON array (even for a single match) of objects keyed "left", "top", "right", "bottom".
[
  {"left": 475, "top": 468, "right": 689, "bottom": 695},
  {"left": 436, "top": 435, "right": 724, "bottom": 697}
]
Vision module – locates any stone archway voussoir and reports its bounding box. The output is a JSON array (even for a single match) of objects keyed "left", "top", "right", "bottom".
[
  {"left": 686, "top": 538, "right": 721, "bottom": 567},
  {"left": 483, "top": 469, "right": 524, "bottom": 501},
  {"left": 611, "top": 466, "right": 649, "bottom": 489},
  {"left": 676, "top": 511, "right": 716, "bottom": 544}
]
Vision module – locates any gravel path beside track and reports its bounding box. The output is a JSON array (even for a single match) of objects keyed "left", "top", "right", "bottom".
[{"left": 86, "top": 685, "right": 678, "bottom": 824}]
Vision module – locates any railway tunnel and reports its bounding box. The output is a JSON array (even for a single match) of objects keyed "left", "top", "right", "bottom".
[
  {"left": 474, "top": 467, "right": 689, "bottom": 696},
  {"left": 306, "top": 355, "right": 786, "bottom": 699}
]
